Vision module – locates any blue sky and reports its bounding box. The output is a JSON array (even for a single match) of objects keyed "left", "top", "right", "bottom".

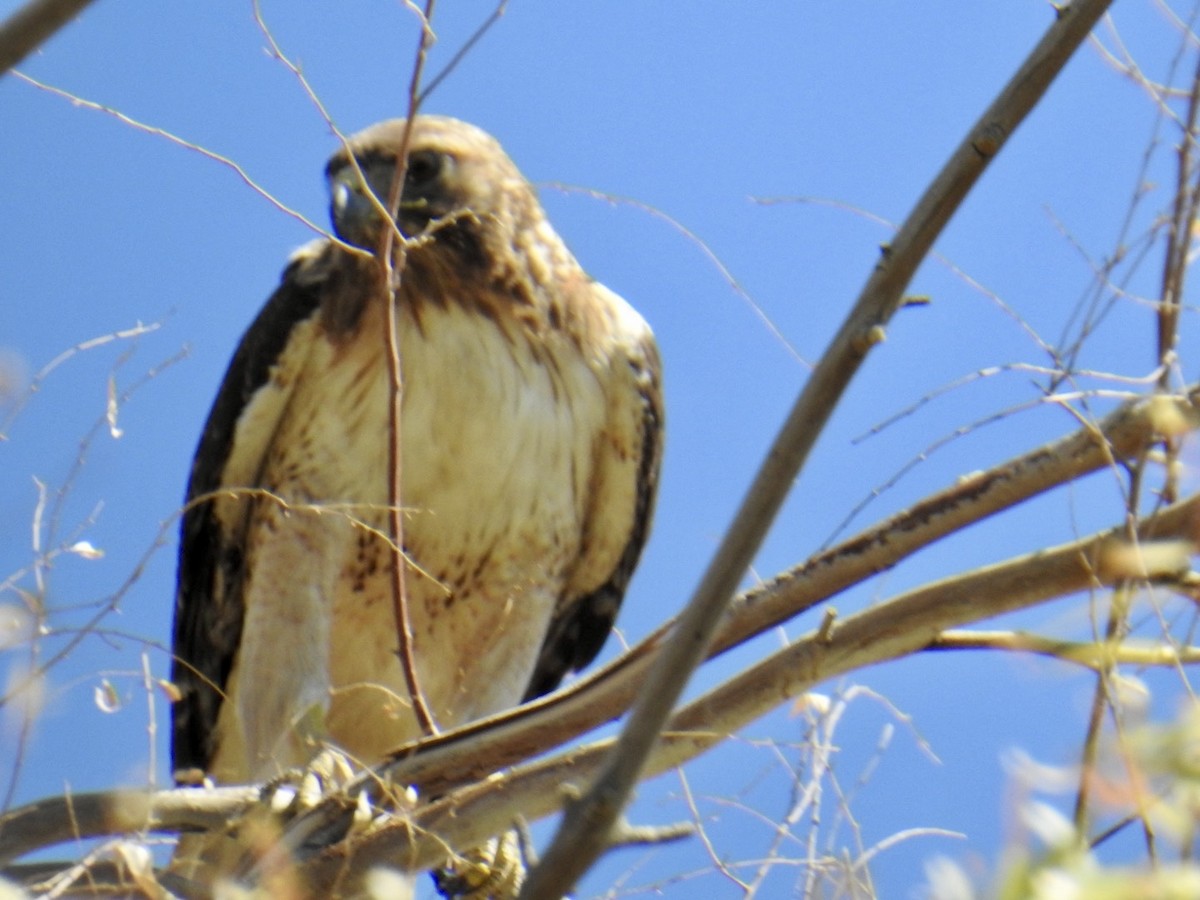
[{"left": 2, "top": 2, "right": 1196, "bottom": 896}]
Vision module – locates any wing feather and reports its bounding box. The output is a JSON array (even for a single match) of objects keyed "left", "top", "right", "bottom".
[
  {"left": 522, "top": 284, "right": 663, "bottom": 701},
  {"left": 170, "top": 244, "right": 327, "bottom": 777}
]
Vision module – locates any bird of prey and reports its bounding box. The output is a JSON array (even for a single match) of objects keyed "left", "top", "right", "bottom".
[{"left": 169, "top": 116, "right": 662, "bottom": 814}]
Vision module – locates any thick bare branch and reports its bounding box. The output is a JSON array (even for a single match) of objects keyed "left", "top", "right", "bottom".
[
  {"left": 0, "top": 785, "right": 259, "bottom": 866},
  {"left": 720, "top": 389, "right": 1199, "bottom": 655},
  {"left": 0, "top": 0, "right": 94, "bottom": 77},
  {"left": 523, "top": 2, "right": 1117, "bottom": 894}
]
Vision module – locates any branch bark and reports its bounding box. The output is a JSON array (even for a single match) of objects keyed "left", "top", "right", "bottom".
[
  {"left": 522, "top": 6, "right": 1115, "bottom": 889},
  {"left": 0, "top": 0, "right": 94, "bottom": 77}
]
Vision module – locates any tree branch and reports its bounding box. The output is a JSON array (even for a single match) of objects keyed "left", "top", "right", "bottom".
[
  {"left": 0, "top": 0, "right": 94, "bottom": 77},
  {"left": 4, "top": 490, "right": 1196, "bottom": 892},
  {"left": 523, "top": 4, "right": 1115, "bottom": 883},
  {"left": 930, "top": 628, "right": 1200, "bottom": 668}
]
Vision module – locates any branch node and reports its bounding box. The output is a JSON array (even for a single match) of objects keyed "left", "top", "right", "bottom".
[
  {"left": 609, "top": 816, "right": 694, "bottom": 848},
  {"left": 971, "top": 121, "right": 1007, "bottom": 157},
  {"left": 852, "top": 325, "right": 887, "bottom": 354},
  {"left": 817, "top": 607, "right": 838, "bottom": 643}
]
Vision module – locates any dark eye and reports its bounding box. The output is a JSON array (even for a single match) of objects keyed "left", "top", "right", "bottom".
[{"left": 405, "top": 151, "right": 443, "bottom": 189}]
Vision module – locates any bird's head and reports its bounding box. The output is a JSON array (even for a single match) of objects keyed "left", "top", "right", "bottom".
[{"left": 326, "top": 116, "right": 533, "bottom": 254}]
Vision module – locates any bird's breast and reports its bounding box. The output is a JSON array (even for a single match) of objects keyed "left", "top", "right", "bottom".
[{"left": 256, "top": 293, "right": 608, "bottom": 757}]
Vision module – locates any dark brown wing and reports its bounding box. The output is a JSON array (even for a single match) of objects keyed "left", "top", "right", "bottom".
[
  {"left": 170, "top": 244, "right": 328, "bottom": 777},
  {"left": 522, "top": 295, "right": 663, "bottom": 701}
]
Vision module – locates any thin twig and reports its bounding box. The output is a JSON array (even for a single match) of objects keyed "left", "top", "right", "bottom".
[
  {"left": 1156, "top": 47, "right": 1200, "bottom": 379},
  {"left": 382, "top": 0, "right": 439, "bottom": 740},
  {"left": 930, "top": 629, "right": 1200, "bottom": 668},
  {"left": 546, "top": 184, "right": 807, "bottom": 366},
  {"left": 12, "top": 72, "right": 335, "bottom": 242},
  {"left": 418, "top": 0, "right": 508, "bottom": 105},
  {"left": 240, "top": 3, "right": 442, "bottom": 743}
]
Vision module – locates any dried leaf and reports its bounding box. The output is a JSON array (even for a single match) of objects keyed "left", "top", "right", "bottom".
[
  {"left": 68, "top": 540, "right": 105, "bottom": 560},
  {"left": 106, "top": 373, "right": 124, "bottom": 438},
  {"left": 790, "top": 691, "right": 830, "bottom": 717},
  {"left": 3, "top": 665, "right": 45, "bottom": 730},
  {"left": 0, "top": 605, "right": 34, "bottom": 651},
  {"left": 95, "top": 678, "right": 122, "bottom": 713},
  {"left": 159, "top": 678, "right": 183, "bottom": 703}
]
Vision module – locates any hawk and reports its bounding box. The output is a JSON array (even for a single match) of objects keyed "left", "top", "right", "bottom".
[{"left": 169, "top": 115, "right": 662, "bottom": 853}]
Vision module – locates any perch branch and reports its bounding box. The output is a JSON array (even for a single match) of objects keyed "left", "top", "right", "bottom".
[{"left": 3, "top": 491, "right": 1196, "bottom": 891}]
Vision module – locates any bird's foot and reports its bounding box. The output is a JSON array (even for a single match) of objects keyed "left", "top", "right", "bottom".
[
  {"left": 264, "top": 747, "right": 357, "bottom": 816},
  {"left": 432, "top": 829, "right": 524, "bottom": 900}
]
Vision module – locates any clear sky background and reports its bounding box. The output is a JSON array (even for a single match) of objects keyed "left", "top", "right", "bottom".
[{"left": 2, "top": 2, "right": 1196, "bottom": 896}]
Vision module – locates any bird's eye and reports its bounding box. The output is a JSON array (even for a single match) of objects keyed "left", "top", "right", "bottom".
[{"left": 405, "top": 151, "right": 443, "bottom": 189}]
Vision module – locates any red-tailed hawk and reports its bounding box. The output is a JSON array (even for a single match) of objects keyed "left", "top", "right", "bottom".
[{"left": 169, "top": 115, "right": 662, "bottom": 874}]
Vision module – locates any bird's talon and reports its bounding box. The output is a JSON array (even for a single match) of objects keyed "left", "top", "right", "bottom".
[
  {"left": 260, "top": 748, "right": 360, "bottom": 822},
  {"left": 433, "top": 831, "right": 524, "bottom": 899}
]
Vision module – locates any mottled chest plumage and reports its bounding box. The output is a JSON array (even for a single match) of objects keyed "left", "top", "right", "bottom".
[{"left": 210, "top": 274, "right": 605, "bottom": 775}]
